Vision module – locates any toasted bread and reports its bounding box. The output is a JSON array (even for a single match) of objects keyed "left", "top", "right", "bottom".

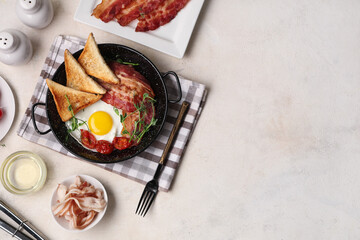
[
  {"left": 46, "top": 79, "right": 102, "bottom": 122},
  {"left": 64, "top": 49, "right": 106, "bottom": 94},
  {"left": 78, "top": 33, "right": 119, "bottom": 84}
]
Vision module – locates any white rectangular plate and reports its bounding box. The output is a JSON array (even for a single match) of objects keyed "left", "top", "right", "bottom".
[{"left": 74, "top": 0, "right": 205, "bottom": 58}]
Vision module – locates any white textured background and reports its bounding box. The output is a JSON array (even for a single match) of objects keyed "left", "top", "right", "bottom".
[{"left": 1, "top": 0, "right": 360, "bottom": 239}]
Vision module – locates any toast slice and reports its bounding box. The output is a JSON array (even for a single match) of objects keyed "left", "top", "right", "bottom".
[
  {"left": 64, "top": 49, "right": 106, "bottom": 94},
  {"left": 46, "top": 79, "right": 102, "bottom": 122},
  {"left": 78, "top": 33, "right": 119, "bottom": 84}
]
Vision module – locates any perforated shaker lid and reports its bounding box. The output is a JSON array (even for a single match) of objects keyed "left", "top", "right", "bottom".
[
  {"left": 0, "top": 32, "right": 15, "bottom": 51},
  {"left": 19, "top": 0, "right": 38, "bottom": 10}
]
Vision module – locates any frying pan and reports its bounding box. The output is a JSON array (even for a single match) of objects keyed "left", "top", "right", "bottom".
[{"left": 31, "top": 44, "right": 181, "bottom": 164}]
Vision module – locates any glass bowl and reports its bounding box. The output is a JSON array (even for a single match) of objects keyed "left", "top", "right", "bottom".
[{"left": 1, "top": 151, "right": 47, "bottom": 194}]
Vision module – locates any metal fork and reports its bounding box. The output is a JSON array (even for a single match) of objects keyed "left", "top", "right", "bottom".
[{"left": 136, "top": 101, "right": 190, "bottom": 217}]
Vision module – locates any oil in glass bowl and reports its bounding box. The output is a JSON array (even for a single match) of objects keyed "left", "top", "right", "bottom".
[{"left": 1, "top": 151, "right": 47, "bottom": 194}]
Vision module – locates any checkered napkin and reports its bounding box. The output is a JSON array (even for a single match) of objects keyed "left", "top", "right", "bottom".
[{"left": 17, "top": 35, "right": 207, "bottom": 192}]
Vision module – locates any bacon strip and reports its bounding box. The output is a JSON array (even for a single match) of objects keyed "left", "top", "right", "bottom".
[
  {"left": 92, "top": 0, "right": 133, "bottom": 23},
  {"left": 100, "top": 62, "right": 154, "bottom": 113},
  {"left": 99, "top": 62, "right": 155, "bottom": 140},
  {"left": 135, "top": 0, "right": 190, "bottom": 32},
  {"left": 115, "top": 0, "right": 165, "bottom": 26},
  {"left": 52, "top": 176, "right": 107, "bottom": 230},
  {"left": 115, "top": 0, "right": 146, "bottom": 26}
]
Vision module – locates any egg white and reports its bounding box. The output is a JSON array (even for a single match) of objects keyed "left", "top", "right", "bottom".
[{"left": 66, "top": 100, "right": 123, "bottom": 146}]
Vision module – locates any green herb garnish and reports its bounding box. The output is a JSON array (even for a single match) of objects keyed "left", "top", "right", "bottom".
[
  {"left": 139, "top": 7, "right": 145, "bottom": 18},
  {"left": 115, "top": 93, "right": 157, "bottom": 143},
  {"left": 115, "top": 55, "right": 139, "bottom": 66},
  {"left": 65, "top": 95, "right": 89, "bottom": 135},
  {"left": 113, "top": 107, "right": 120, "bottom": 116}
]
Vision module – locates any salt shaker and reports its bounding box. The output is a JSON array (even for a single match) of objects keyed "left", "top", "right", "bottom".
[
  {"left": 0, "top": 29, "right": 33, "bottom": 66},
  {"left": 16, "top": 0, "right": 54, "bottom": 29}
]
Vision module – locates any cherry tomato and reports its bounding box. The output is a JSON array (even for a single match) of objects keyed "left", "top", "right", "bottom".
[
  {"left": 113, "top": 137, "right": 132, "bottom": 151},
  {"left": 0, "top": 109, "right": 3, "bottom": 119},
  {"left": 95, "top": 140, "right": 114, "bottom": 154},
  {"left": 80, "top": 129, "right": 97, "bottom": 149}
]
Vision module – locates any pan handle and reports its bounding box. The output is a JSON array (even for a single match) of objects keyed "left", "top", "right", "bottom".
[
  {"left": 162, "top": 71, "right": 182, "bottom": 103},
  {"left": 31, "top": 102, "right": 51, "bottom": 135}
]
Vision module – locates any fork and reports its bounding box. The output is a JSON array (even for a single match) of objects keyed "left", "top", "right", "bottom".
[{"left": 136, "top": 101, "right": 190, "bottom": 217}]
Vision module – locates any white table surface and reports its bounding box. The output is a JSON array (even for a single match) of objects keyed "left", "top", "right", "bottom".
[{"left": 1, "top": 0, "right": 360, "bottom": 239}]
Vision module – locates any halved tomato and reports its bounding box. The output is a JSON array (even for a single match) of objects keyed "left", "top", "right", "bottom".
[
  {"left": 96, "top": 140, "right": 114, "bottom": 155},
  {"left": 80, "top": 129, "right": 97, "bottom": 149},
  {"left": 113, "top": 137, "right": 132, "bottom": 151}
]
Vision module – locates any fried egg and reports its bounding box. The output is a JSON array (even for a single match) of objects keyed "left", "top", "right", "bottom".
[{"left": 66, "top": 100, "right": 123, "bottom": 145}]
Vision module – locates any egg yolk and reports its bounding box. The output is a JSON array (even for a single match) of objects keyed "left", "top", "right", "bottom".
[{"left": 88, "top": 111, "right": 113, "bottom": 135}]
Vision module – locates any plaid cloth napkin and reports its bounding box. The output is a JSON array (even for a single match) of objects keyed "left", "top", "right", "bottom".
[{"left": 17, "top": 35, "right": 207, "bottom": 192}]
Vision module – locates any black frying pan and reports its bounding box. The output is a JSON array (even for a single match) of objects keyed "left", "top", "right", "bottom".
[{"left": 31, "top": 44, "right": 181, "bottom": 164}]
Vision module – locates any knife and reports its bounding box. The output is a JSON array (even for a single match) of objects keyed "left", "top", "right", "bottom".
[
  {"left": 0, "top": 200, "right": 47, "bottom": 240},
  {"left": 0, "top": 217, "right": 32, "bottom": 240}
]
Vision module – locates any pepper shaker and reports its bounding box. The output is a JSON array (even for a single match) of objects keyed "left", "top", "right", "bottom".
[
  {"left": 0, "top": 29, "right": 33, "bottom": 66},
  {"left": 16, "top": 0, "right": 54, "bottom": 29}
]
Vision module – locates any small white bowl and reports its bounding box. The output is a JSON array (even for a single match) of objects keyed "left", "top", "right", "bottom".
[{"left": 50, "top": 175, "right": 108, "bottom": 232}]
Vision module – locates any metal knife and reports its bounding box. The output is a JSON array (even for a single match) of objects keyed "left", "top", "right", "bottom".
[
  {"left": 0, "top": 217, "right": 32, "bottom": 240},
  {"left": 0, "top": 200, "right": 47, "bottom": 240}
]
